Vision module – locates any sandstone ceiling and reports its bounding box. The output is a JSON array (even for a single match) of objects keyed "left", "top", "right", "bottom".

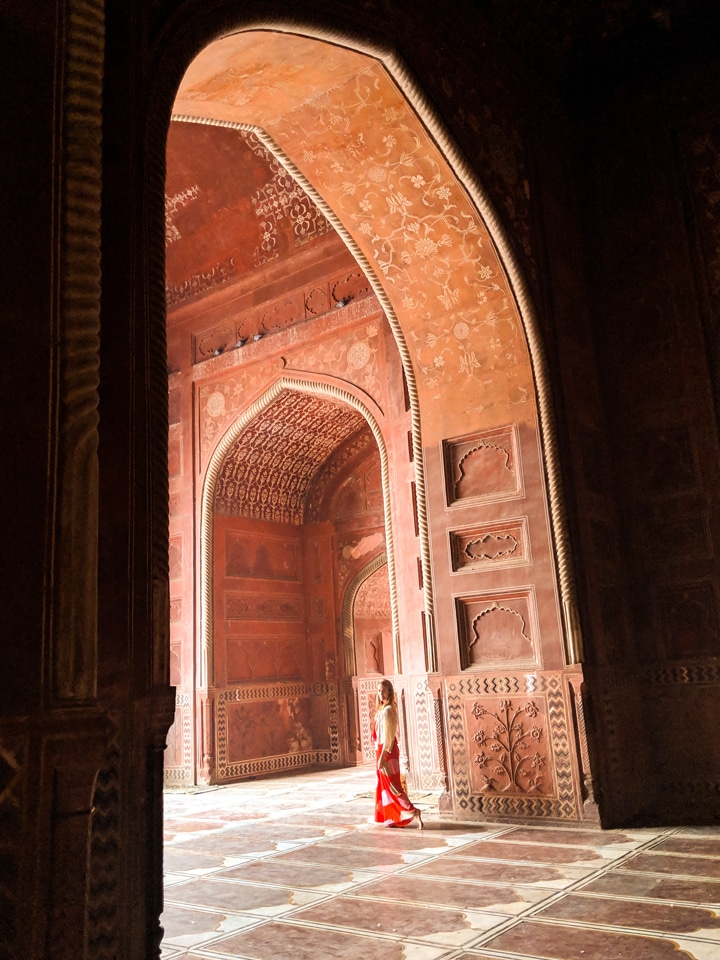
[
  {"left": 213, "top": 391, "right": 368, "bottom": 525},
  {"left": 165, "top": 121, "right": 332, "bottom": 309},
  {"left": 174, "top": 31, "right": 536, "bottom": 443}
]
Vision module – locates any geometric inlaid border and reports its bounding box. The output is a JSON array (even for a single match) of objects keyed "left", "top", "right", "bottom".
[
  {"left": 446, "top": 672, "right": 579, "bottom": 821},
  {"left": 163, "top": 692, "right": 193, "bottom": 784}
]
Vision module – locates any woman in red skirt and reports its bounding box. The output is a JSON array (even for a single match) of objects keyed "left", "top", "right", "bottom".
[{"left": 373, "top": 679, "right": 423, "bottom": 828}]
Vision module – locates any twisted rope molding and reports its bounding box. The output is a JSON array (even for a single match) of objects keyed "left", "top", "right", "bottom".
[
  {"left": 174, "top": 111, "right": 433, "bottom": 672},
  {"left": 152, "top": 14, "right": 581, "bottom": 666},
  {"left": 49, "top": 0, "right": 104, "bottom": 702},
  {"left": 341, "top": 553, "right": 389, "bottom": 676},
  {"left": 199, "top": 376, "right": 401, "bottom": 688}
]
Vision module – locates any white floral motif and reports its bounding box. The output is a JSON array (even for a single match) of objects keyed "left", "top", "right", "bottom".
[
  {"left": 206, "top": 391, "right": 226, "bottom": 417},
  {"left": 280, "top": 69, "right": 534, "bottom": 417},
  {"left": 453, "top": 322, "right": 470, "bottom": 341},
  {"left": 415, "top": 237, "right": 438, "bottom": 258},
  {"left": 347, "top": 341, "right": 372, "bottom": 370}
]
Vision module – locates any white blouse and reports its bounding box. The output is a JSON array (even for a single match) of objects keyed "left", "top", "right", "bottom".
[{"left": 376, "top": 704, "right": 398, "bottom": 748}]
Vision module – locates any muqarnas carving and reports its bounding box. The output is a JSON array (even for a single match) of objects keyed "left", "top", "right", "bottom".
[
  {"left": 467, "top": 696, "right": 553, "bottom": 796},
  {"left": 450, "top": 518, "right": 529, "bottom": 572},
  {"left": 457, "top": 591, "right": 538, "bottom": 668},
  {"left": 443, "top": 425, "right": 521, "bottom": 506}
]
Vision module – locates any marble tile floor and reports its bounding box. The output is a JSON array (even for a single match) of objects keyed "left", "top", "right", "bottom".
[{"left": 162, "top": 768, "right": 720, "bottom": 960}]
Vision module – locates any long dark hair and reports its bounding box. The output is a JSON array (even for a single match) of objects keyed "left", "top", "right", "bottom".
[{"left": 375, "top": 678, "right": 397, "bottom": 713}]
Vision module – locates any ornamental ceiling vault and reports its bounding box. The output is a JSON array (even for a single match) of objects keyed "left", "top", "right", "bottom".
[
  {"left": 213, "top": 391, "right": 367, "bottom": 525},
  {"left": 174, "top": 30, "right": 537, "bottom": 445},
  {"left": 166, "top": 122, "right": 331, "bottom": 308}
]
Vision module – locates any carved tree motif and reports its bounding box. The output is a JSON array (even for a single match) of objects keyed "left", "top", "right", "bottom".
[{"left": 471, "top": 699, "right": 546, "bottom": 793}]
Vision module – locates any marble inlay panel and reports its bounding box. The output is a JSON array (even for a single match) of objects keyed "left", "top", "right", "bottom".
[
  {"left": 581, "top": 872, "right": 720, "bottom": 906},
  {"left": 652, "top": 836, "right": 720, "bottom": 857},
  {"left": 212, "top": 859, "right": 378, "bottom": 892},
  {"left": 272, "top": 843, "right": 422, "bottom": 871},
  {"left": 348, "top": 874, "right": 549, "bottom": 914},
  {"left": 537, "top": 892, "right": 720, "bottom": 936},
  {"left": 407, "top": 855, "right": 586, "bottom": 888},
  {"left": 288, "top": 895, "right": 508, "bottom": 946},
  {"left": 501, "top": 826, "right": 640, "bottom": 847},
  {"left": 160, "top": 903, "right": 261, "bottom": 948},
  {"left": 169, "top": 833, "right": 307, "bottom": 856},
  {"left": 458, "top": 838, "right": 606, "bottom": 865},
  {"left": 164, "top": 877, "right": 325, "bottom": 915},
  {"left": 480, "top": 920, "right": 704, "bottom": 959},
  {"left": 621, "top": 852, "right": 720, "bottom": 879},
  {"left": 204, "top": 921, "right": 450, "bottom": 960},
  {"left": 163, "top": 849, "right": 239, "bottom": 874},
  {"left": 323, "top": 829, "right": 469, "bottom": 852}
]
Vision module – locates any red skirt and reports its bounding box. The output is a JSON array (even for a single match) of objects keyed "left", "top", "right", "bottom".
[{"left": 375, "top": 739, "right": 417, "bottom": 826}]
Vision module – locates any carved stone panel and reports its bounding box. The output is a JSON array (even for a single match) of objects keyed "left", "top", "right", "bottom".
[
  {"left": 226, "top": 635, "right": 306, "bottom": 683},
  {"left": 467, "top": 695, "right": 554, "bottom": 797},
  {"left": 168, "top": 537, "right": 183, "bottom": 580},
  {"left": 443, "top": 425, "right": 521, "bottom": 506},
  {"left": 450, "top": 517, "right": 529, "bottom": 572},
  {"left": 446, "top": 673, "right": 578, "bottom": 821},
  {"left": 660, "top": 580, "right": 720, "bottom": 658},
  {"left": 225, "top": 532, "right": 300, "bottom": 581},
  {"left": 634, "top": 427, "right": 701, "bottom": 498},
  {"left": 456, "top": 590, "right": 539, "bottom": 669}
]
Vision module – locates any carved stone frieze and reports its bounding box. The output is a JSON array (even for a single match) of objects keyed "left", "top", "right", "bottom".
[
  {"left": 191, "top": 265, "right": 373, "bottom": 363},
  {"left": 225, "top": 593, "right": 302, "bottom": 620}
]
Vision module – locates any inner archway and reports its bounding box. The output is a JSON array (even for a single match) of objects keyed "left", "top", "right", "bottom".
[{"left": 204, "top": 384, "right": 400, "bottom": 781}]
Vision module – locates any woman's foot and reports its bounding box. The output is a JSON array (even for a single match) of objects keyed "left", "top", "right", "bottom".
[{"left": 413, "top": 809, "right": 424, "bottom": 830}]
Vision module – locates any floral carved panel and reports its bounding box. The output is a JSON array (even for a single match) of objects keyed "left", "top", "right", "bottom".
[
  {"left": 467, "top": 696, "right": 554, "bottom": 797},
  {"left": 450, "top": 517, "right": 529, "bottom": 572},
  {"left": 446, "top": 673, "right": 578, "bottom": 821},
  {"left": 443, "top": 425, "right": 522, "bottom": 507}
]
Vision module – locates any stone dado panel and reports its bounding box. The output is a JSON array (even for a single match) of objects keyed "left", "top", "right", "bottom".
[
  {"left": 443, "top": 425, "right": 522, "bottom": 507},
  {"left": 456, "top": 589, "right": 539, "bottom": 670},
  {"left": 449, "top": 517, "right": 530, "bottom": 572},
  {"left": 216, "top": 682, "right": 339, "bottom": 781},
  {"left": 446, "top": 672, "right": 579, "bottom": 821}
]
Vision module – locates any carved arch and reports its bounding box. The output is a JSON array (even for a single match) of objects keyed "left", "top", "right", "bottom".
[{"left": 200, "top": 376, "right": 400, "bottom": 687}]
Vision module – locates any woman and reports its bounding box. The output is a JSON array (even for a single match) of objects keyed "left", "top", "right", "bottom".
[{"left": 373, "top": 679, "right": 423, "bottom": 828}]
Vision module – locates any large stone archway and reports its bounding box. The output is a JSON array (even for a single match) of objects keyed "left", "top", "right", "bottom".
[{"left": 166, "top": 28, "right": 593, "bottom": 822}]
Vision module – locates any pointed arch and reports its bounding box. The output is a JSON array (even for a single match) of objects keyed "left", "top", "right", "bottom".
[{"left": 199, "top": 374, "right": 401, "bottom": 688}]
